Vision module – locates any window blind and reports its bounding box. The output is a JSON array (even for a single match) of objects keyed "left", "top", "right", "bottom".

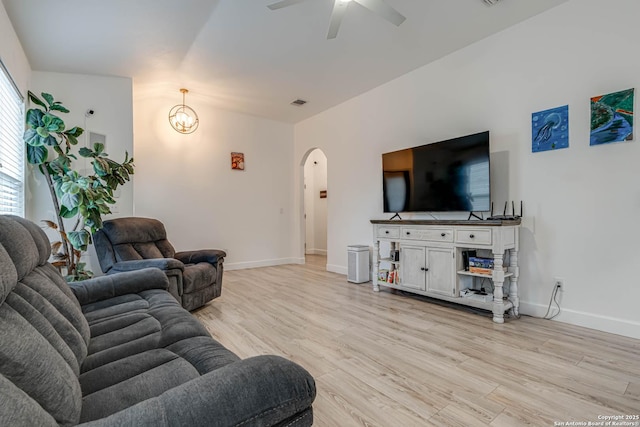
[{"left": 0, "top": 59, "right": 25, "bottom": 217}]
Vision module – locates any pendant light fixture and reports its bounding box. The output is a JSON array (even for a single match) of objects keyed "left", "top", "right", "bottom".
[{"left": 169, "top": 88, "right": 199, "bottom": 134}]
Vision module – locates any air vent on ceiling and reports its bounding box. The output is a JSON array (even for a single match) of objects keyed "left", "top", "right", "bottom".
[
  {"left": 483, "top": 0, "right": 501, "bottom": 5},
  {"left": 291, "top": 99, "right": 307, "bottom": 106}
]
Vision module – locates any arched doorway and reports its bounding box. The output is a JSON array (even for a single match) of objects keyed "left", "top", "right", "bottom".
[{"left": 300, "top": 148, "right": 328, "bottom": 267}]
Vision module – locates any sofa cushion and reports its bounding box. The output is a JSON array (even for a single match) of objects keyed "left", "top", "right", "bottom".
[
  {"left": 1, "top": 293, "right": 83, "bottom": 426},
  {"left": 0, "top": 216, "right": 89, "bottom": 427},
  {"left": 99, "top": 217, "right": 176, "bottom": 263},
  {"left": 0, "top": 214, "right": 48, "bottom": 280},
  {"left": 101, "top": 217, "right": 169, "bottom": 246},
  {"left": 113, "top": 241, "right": 175, "bottom": 262},
  {"left": 0, "top": 375, "right": 58, "bottom": 427},
  {"left": 77, "top": 286, "right": 239, "bottom": 422},
  {"left": 80, "top": 350, "right": 200, "bottom": 422},
  {"left": 0, "top": 240, "right": 17, "bottom": 306}
]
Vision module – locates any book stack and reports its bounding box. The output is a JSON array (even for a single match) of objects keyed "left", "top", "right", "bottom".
[
  {"left": 468, "top": 257, "right": 494, "bottom": 275},
  {"left": 378, "top": 269, "right": 389, "bottom": 282},
  {"left": 378, "top": 269, "right": 398, "bottom": 284}
]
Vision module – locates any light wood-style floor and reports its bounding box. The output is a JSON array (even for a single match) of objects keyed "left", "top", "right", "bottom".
[{"left": 194, "top": 255, "right": 640, "bottom": 426}]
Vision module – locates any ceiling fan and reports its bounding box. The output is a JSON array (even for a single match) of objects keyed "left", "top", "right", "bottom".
[{"left": 267, "top": 0, "right": 406, "bottom": 39}]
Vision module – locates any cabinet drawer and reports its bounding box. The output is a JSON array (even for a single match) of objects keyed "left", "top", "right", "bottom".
[
  {"left": 377, "top": 226, "right": 400, "bottom": 238},
  {"left": 401, "top": 228, "right": 453, "bottom": 242},
  {"left": 455, "top": 228, "right": 492, "bottom": 245}
]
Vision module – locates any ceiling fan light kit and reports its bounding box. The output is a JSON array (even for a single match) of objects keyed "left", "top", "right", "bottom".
[{"left": 267, "top": 0, "right": 406, "bottom": 39}]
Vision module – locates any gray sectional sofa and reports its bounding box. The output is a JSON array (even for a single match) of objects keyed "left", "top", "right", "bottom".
[{"left": 0, "top": 215, "right": 315, "bottom": 426}]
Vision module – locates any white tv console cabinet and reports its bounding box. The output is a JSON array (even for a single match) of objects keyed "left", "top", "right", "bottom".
[{"left": 371, "top": 219, "right": 520, "bottom": 323}]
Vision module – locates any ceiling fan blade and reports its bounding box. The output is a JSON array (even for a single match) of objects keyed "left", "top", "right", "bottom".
[
  {"left": 354, "top": 0, "right": 406, "bottom": 26},
  {"left": 327, "top": 0, "right": 349, "bottom": 39},
  {"left": 267, "top": 0, "right": 308, "bottom": 11}
]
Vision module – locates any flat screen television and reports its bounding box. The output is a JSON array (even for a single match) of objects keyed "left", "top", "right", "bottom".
[{"left": 382, "top": 131, "right": 490, "bottom": 213}]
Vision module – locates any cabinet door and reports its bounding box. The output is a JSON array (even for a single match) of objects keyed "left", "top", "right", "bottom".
[
  {"left": 426, "top": 248, "right": 455, "bottom": 296},
  {"left": 400, "top": 246, "right": 426, "bottom": 291}
]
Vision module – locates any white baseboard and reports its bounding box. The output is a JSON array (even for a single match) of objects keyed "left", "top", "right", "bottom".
[
  {"left": 326, "top": 264, "right": 347, "bottom": 275},
  {"left": 519, "top": 301, "right": 640, "bottom": 340},
  {"left": 225, "top": 258, "right": 302, "bottom": 271},
  {"left": 305, "top": 249, "right": 327, "bottom": 255}
]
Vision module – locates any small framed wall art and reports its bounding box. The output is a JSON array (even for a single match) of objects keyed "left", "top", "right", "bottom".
[
  {"left": 531, "top": 105, "right": 569, "bottom": 153},
  {"left": 231, "top": 152, "right": 244, "bottom": 170},
  {"left": 590, "top": 88, "right": 634, "bottom": 146}
]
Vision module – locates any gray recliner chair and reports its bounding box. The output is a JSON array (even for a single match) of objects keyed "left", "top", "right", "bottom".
[{"left": 93, "top": 217, "right": 225, "bottom": 311}]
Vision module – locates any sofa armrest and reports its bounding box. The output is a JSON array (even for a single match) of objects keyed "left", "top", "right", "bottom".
[
  {"left": 77, "top": 355, "right": 315, "bottom": 427},
  {"left": 69, "top": 268, "right": 170, "bottom": 306},
  {"left": 174, "top": 249, "right": 226, "bottom": 265},
  {"left": 110, "top": 258, "right": 184, "bottom": 273}
]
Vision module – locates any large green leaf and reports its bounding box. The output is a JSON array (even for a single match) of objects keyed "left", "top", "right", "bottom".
[
  {"left": 42, "top": 114, "right": 65, "bottom": 132},
  {"left": 51, "top": 155, "right": 71, "bottom": 171},
  {"left": 66, "top": 127, "right": 84, "bottom": 137},
  {"left": 28, "top": 92, "right": 47, "bottom": 109},
  {"left": 26, "top": 144, "right": 48, "bottom": 164},
  {"left": 93, "top": 157, "right": 110, "bottom": 176},
  {"left": 24, "top": 128, "right": 44, "bottom": 147},
  {"left": 42, "top": 93, "right": 55, "bottom": 107},
  {"left": 26, "top": 108, "right": 44, "bottom": 129},
  {"left": 93, "top": 142, "right": 105, "bottom": 154},
  {"left": 61, "top": 181, "right": 81, "bottom": 195},
  {"left": 79, "top": 147, "right": 93, "bottom": 157},
  {"left": 68, "top": 230, "right": 90, "bottom": 251},
  {"left": 85, "top": 209, "right": 102, "bottom": 229},
  {"left": 36, "top": 126, "right": 49, "bottom": 138},
  {"left": 44, "top": 135, "right": 58, "bottom": 146},
  {"left": 59, "top": 205, "right": 78, "bottom": 219},
  {"left": 61, "top": 191, "right": 80, "bottom": 210},
  {"left": 49, "top": 104, "right": 70, "bottom": 113},
  {"left": 47, "top": 163, "right": 61, "bottom": 175},
  {"left": 66, "top": 134, "right": 78, "bottom": 146}
]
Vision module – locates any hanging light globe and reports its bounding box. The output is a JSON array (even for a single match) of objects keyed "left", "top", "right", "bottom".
[{"left": 169, "top": 89, "right": 199, "bottom": 134}]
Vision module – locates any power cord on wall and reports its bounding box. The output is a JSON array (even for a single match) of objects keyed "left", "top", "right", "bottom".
[{"left": 542, "top": 283, "right": 562, "bottom": 320}]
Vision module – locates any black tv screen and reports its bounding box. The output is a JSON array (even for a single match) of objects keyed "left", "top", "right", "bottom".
[{"left": 382, "top": 131, "right": 490, "bottom": 213}]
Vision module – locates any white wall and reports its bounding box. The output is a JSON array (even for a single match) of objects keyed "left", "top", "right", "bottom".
[
  {"left": 303, "top": 149, "right": 327, "bottom": 255},
  {"left": 133, "top": 88, "right": 296, "bottom": 270},
  {"left": 0, "top": 2, "right": 30, "bottom": 94},
  {"left": 27, "top": 72, "right": 135, "bottom": 274},
  {"left": 294, "top": 0, "right": 640, "bottom": 338}
]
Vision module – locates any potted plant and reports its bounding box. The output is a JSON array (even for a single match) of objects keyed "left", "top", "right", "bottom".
[{"left": 24, "top": 91, "right": 134, "bottom": 281}]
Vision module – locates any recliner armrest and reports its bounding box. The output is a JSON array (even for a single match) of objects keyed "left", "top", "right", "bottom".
[
  {"left": 77, "top": 355, "right": 314, "bottom": 427},
  {"left": 110, "top": 258, "right": 184, "bottom": 273},
  {"left": 174, "top": 249, "right": 226, "bottom": 265},
  {"left": 69, "top": 268, "right": 170, "bottom": 305}
]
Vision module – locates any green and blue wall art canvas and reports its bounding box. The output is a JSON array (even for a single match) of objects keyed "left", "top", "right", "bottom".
[
  {"left": 532, "top": 105, "right": 569, "bottom": 153},
  {"left": 590, "top": 88, "right": 634, "bottom": 146}
]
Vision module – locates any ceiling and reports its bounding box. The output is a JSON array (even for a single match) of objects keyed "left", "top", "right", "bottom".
[{"left": 3, "top": 0, "right": 567, "bottom": 123}]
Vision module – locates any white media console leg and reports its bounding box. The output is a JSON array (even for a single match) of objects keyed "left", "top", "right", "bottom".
[
  {"left": 373, "top": 240, "right": 380, "bottom": 292},
  {"left": 492, "top": 252, "right": 505, "bottom": 324},
  {"left": 509, "top": 248, "right": 520, "bottom": 317}
]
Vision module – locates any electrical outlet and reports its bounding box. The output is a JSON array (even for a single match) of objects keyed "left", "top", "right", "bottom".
[{"left": 554, "top": 277, "right": 565, "bottom": 291}]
